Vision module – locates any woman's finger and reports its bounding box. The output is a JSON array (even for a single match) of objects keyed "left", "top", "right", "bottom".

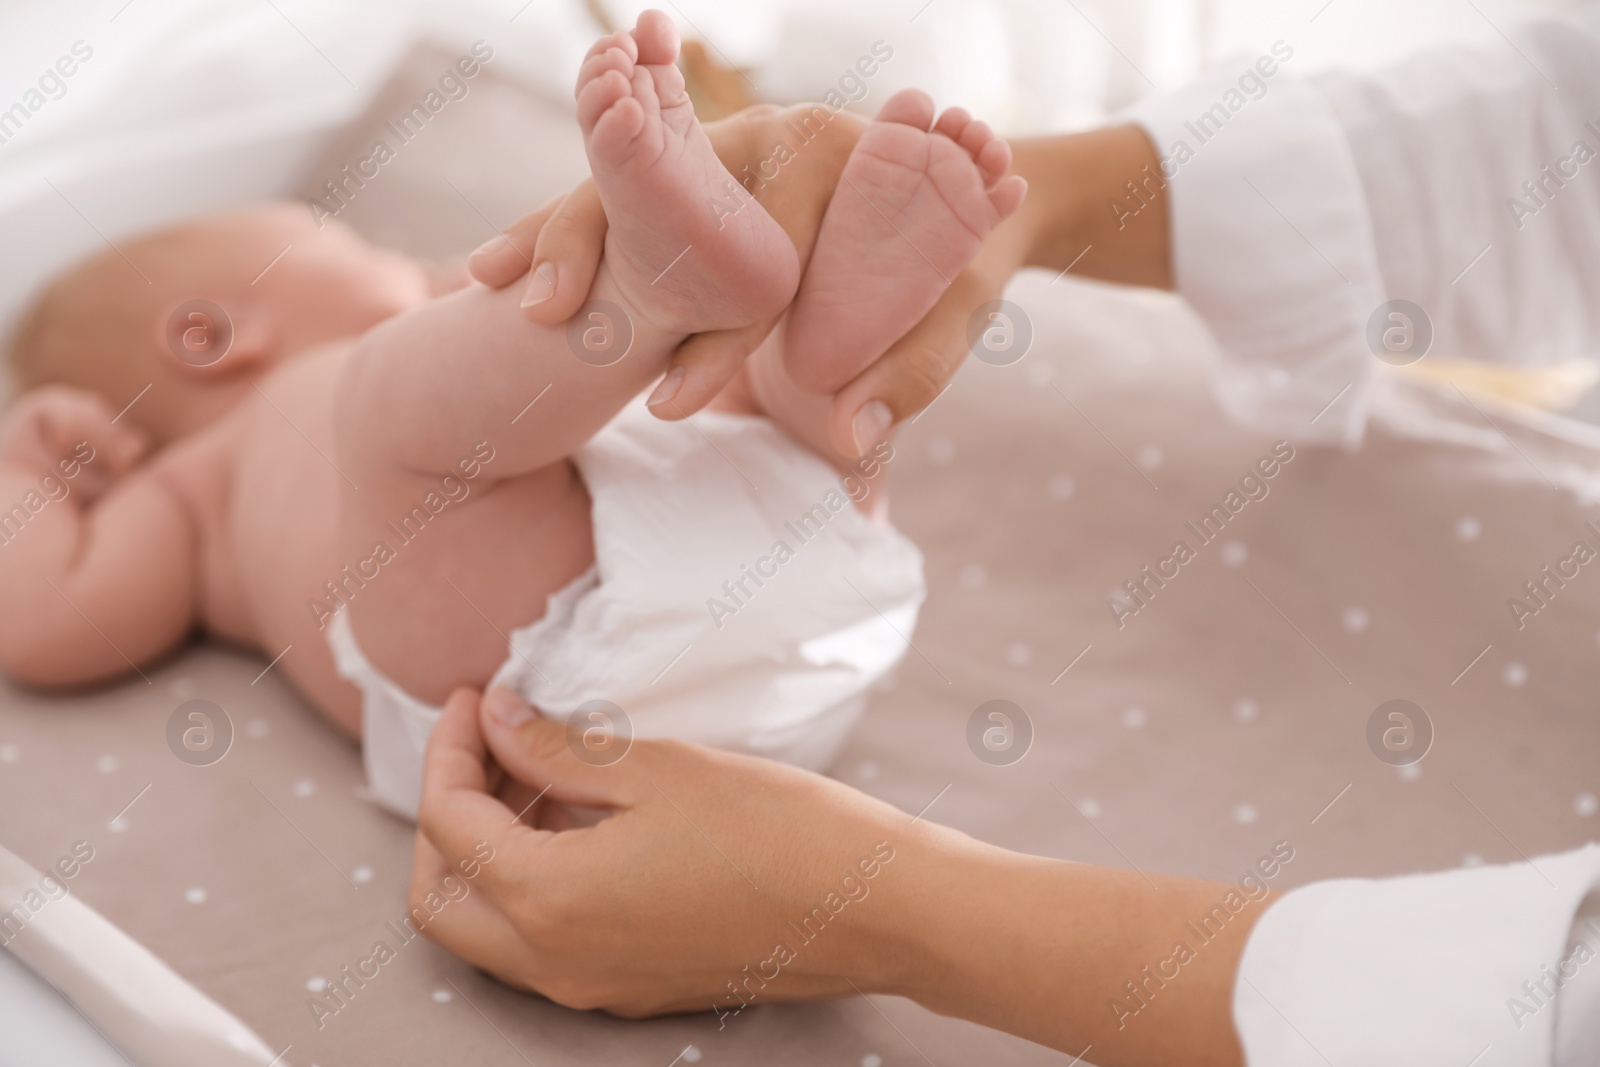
[
  {"left": 521, "top": 180, "right": 609, "bottom": 326},
  {"left": 467, "top": 195, "right": 561, "bottom": 288},
  {"left": 647, "top": 315, "right": 781, "bottom": 419},
  {"left": 476, "top": 687, "right": 648, "bottom": 811},
  {"left": 408, "top": 826, "right": 540, "bottom": 983},
  {"left": 416, "top": 687, "right": 549, "bottom": 896}
]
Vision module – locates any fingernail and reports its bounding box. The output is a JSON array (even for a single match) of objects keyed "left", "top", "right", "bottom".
[
  {"left": 485, "top": 688, "right": 533, "bottom": 729},
  {"left": 851, "top": 400, "right": 893, "bottom": 455},
  {"left": 647, "top": 366, "right": 685, "bottom": 408},
  {"left": 520, "top": 260, "right": 557, "bottom": 307}
]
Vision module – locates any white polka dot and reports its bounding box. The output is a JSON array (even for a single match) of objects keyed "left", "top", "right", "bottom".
[
  {"left": 1006, "top": 643, "right": 1032, "bottom": 666},
  {"left": 1455, "top": 516, "right": 1481, "bottom": 542},
  {"left": 352, "top": 866, "right": 375, "bottom": 885},
  {"left": 185, "top": 887, "right": 208, "bottom": 904},
  {"left": 1463, "top": 852, "right": 1485, "bottom": 867},
  {"left": 1024, "top": 360, "right": 1053, "bottom": 386},
  {"left": 307, "top": 977, "right": 327, "bottom": 993},
  {"left": 1136, "top": 444, "right": 1163, "bottom": 470},
  {"left": 1233, "top": 803, "right": 1258, "bottom": 824},
  {"left": 95, "top": 755, "right": 119, "bottom": 774},
  {"left": 1576, "top": 793, "right": 1598, "bottom": 817},
  {"left": 1078, "top": 798, "right": 1102, "bottom": 819},
  {"left": 928, "top": 437, "right": 955, "bottom": 464},
  {"left": 1233, "top": 698, "right": 1259, "bottom": 724},
  {"left": 1398, "top": 762, "right": 1422, "bottom": 782},
  {"left": 1342, "top": 607, "right": 1369, "bottom": 633},
  {"left": 1121, "top": 705, "right": 1147, "bottom": 729},
  {"left": 856, "top": 761, "right": 879, "bottom": 781},
  {"left": 1503, "top": 662, "right": 1527, "bottom": 688},
  {"left": 170, "top": 676, "right": 196, "bottom": 699},
  {"left": 108, "top": 817, "right": 128, "bottom": 834},
  {"left": 1048, "top": 475, "right": 1076, "bottom": 501},
  {"left": 293, "top": 779, "right": 316, "bottom": 799},
  {"left": 682, "top": 1048, "right": 703, "bottom": 1064},
  {"left": 431, "top": 989, "right": 453, "bottom": 1003},
  {"left": 246, "top": 719, "right": 270, "bottom": 740},
  {"left": 0, "top": 744, "right": 19, "bottom": 763},
  {"left": 1219, "top": 541, "right": 1247, "bottom": 567},
  {"left": 862, "top": 1056, "right": 884, "bottom": 1067},
  {"left": 960, "top": 563, "right": 987, "bottom": 589}
]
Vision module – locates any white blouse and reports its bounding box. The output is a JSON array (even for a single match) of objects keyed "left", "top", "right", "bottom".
[
  {"left": 1129, "top": 14, "right": 1600, "bottom": 447},
  {"left": 1128, "top": 14, "right": 1600, "bottom": 1064}
]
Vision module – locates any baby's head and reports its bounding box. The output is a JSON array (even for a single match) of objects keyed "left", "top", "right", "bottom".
[{"left": 6, "top": 204, "right": 430, "bottom": 443}]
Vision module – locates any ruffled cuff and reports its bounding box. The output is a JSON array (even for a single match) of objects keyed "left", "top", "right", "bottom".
[
  {"left": 1123, "top": 54, "right": 1386, "bottom": 445},
  {"left": 1235, "top": 845, "right": 1600, "bottom": 1066}
]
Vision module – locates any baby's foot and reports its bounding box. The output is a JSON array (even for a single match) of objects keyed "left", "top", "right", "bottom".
[
  {"left": 576, "top": 11, "right": 799, "bottom": 333},
  {"left": 783, "top": 90, "right": 1027, "bottom": 394}
]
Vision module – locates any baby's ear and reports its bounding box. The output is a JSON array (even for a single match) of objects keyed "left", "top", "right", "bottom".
[{"left": 156, "top": 295, "right": 278, "bottom": 377}]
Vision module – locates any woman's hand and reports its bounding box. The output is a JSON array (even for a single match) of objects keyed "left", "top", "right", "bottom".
[
  {"left": 467, "top": 102, "right": 1040, "bottom": 456},
  {"left": 410, "top": 687, "right": 1255, "bottom": 1065},
  {"left": 410, "top": 687, "right": 926, "bottom": 1017}
]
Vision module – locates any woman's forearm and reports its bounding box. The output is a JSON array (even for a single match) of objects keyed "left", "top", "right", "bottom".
[
  {"left": 1011, "top": 123, "right": 1173, "bottom": 291},
  {"left": 875, "top": 822, "right": 1259, "bottom": 1067}
]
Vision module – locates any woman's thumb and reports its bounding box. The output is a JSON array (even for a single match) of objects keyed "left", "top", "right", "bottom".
[{"left": 478, "top": 688, "right": 642, "bottom": 809}]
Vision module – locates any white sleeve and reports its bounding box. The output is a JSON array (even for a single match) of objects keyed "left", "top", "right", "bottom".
[
  {"left": 1233, "top": 845, "right": 1600, "bottom": 1067},
  {"left": 1124, "top": 16, "right": 1600, "bottom": 445}
]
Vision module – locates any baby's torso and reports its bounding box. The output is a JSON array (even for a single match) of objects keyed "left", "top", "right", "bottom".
[{"left": 163, "top": 342, "right": 595, "bottom": 737}]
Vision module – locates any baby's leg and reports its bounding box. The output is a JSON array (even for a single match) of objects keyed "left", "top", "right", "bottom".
[
  {"left": 337, "top": 11, "right": 799, "bottom": 493},
  {"left": 783, "top": 90, "right": 1027, "bottom": 395},
  {"left": 332, "top": 12, "right": 806, "bottom": 703}
]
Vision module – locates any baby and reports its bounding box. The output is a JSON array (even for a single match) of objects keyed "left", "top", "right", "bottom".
[{"left": 0, "top": 11, "right": 1023, "bottom": 817}]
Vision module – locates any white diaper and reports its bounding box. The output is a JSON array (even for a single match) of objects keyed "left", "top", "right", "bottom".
[{"left": 328, "top": 399, "right": 925, "bottom": 820}]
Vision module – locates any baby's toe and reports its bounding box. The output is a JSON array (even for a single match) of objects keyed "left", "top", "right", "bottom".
[
  {"left": 875, "top": 88, "right": 936, "bottom": 130},
  {"left": 577, "top": 68, "right": 635, "bottom": 136},
  {"left": 589, "top": 95, "right": 646, "bottom": 162},
  {"left": 955, "top": 118, "right": 994, "bottom": 160},
  {"left": 632, "top": 9, "right": 680, "bottom": 66},
  {"left": 577, "top": 46, "right": 634, "bottom": 94},
  {"left": 975, "top": 136, "right": 1013, "bottom": 185},
  {"left": 582, "top": 29, "right": 638, "bottom": 65},
  {"left": 647, "top": 55, "right": 689, "bottom": 109},
  {"left": 628, "top": 62, "right": 662, "bottom": 120},
  {"left": 931, "top": 106, "right": 973, "bottom": 144},
  {"left": 987, "top": 173, "right": 1028, "bottom": 220}
]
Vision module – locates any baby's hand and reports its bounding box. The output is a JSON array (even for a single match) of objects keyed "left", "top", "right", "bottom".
[{"left": 0, "top": 386, "right": 149, "bottom": 501}]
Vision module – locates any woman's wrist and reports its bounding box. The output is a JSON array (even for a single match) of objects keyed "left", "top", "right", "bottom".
[
  {"left": 866, "top": 817, "right": 1258, "bottom": 1067},
  {"left": 855, "top": 817, "right": 1035, "bottom": 1007},
  {"left": 1011, "top": 123, "right": 1174, "bottom": 291}
]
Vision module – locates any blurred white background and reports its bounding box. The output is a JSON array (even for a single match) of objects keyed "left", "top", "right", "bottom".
[
  {"left": 0, "top": 0, "right": 1589, "bottom": 338},
  {"left": 0, "top": 0, "right": 1589, "bottom": 156}
]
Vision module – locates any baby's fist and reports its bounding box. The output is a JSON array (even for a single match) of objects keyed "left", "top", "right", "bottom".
[{"left": 0, "top": 386, "right": 148, "bottom": 497}]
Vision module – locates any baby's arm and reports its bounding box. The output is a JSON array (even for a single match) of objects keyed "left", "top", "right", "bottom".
[{"left": 0, "top": 387, "right": 197, "bottom": 687}]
